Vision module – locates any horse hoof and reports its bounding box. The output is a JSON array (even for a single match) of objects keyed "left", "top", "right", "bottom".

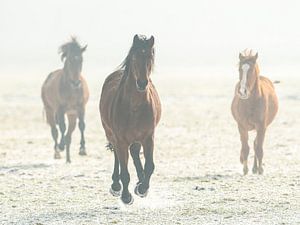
[
  {"left": 79, "top": 150, "right": 87, "bottom": 156},
  {"left": 258, "top": 167, "right": 264, "bottom": 175},
  {"left": 134, "top": 183, "right": 148, "bottom": 198},
  {"left": 54, "top": 152, "right": 61, "bottom": 159},
  {"left": 66, "top": 159, "right": 71, "bottom": 164},
  {"left": 252, "top": 167, "right": 258, "bottom": 174},
  {"left": 243, "top": 167, "right": 248, "bottom": 175},
  {"left": 121, "top": 193, "right": 134, "bottom": 205},
  {"left": 110, "top": 186, "right": 122, "bottom": 197}
]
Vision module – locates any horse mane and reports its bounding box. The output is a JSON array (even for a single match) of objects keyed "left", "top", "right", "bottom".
[
  {"left": 58, "top": 37, "right": 84, "bottom": 61},
  {"left": 118, "top": 35, "right": 155, "bottom": 84}
]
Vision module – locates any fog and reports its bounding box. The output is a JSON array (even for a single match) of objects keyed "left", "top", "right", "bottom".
[{"left": 1, "top": 0, "right": 300, "bottom": 77}]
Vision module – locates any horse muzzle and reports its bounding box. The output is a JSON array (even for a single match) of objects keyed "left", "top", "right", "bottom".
[
  {"left": 136, "top": 79, "right": 148, "bottom": 92},
  {"left": 237, "top": 88, "right": 250, "bottom": 100},
  {"left": 71, "top": 80, "right": 82, "bottom": 89}
]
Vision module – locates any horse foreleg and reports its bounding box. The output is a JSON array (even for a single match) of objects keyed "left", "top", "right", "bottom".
[
  {"left": 135, "top": 136, "right": 154, "bottom": 198},
  {"left": 254, "top": 126, "right": 266, "bottom": 175},
  {"left": 238, "top": 124, "right": 249, "bottom": 175},
  {"left": 57, "top": 110, "right": 66, "bottom": 151},
  {"left": 78, "top": 110, "right": 87, "bottom": 156},
  {"left": 252, "top": 138, "right": 258, "bottom": 174},
  {"left": 116, "top": 144, "right": 133, "bottom": 204},
  {"left": 65, "top": 114, "right": 77, "bottom": 163},
  {"left": 110, "top": 150, "right": 122, "bottom": 197},
  {"left": 130, "top": 143, "right": 145, "bottom": 184},
  {"left": 46, "top": 110, "right": 60, "bottom": 159}
]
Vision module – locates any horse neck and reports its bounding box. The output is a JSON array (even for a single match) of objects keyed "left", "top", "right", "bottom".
[
  {"left": 120, "top": 68, "right": 149, "bottom": 107},
  {"left": 251, "top": 65, "right": 262, "bottom": 98}
]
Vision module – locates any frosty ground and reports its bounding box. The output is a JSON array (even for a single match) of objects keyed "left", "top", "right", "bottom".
[{"left": 0, "top": 71, "right": 299, "bottom": 224}]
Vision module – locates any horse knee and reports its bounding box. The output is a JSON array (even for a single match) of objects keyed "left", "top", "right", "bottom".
[
  {"left": 240, "top": 145, "right": 250, "bottom": 161},
  {"left": 51, "top": 127, "right": 58, "bottom": 139},
  {"left": 79, "top": 120, "right": 85, "bottom": 131},
  {"left": 59, "top": 122, "right": 66, "bottom": 133},
  {"left": 145, "top": 161, "right": 155, "bottom": 175}
]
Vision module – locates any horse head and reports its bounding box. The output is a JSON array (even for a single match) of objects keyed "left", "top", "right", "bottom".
[
  {"left": 123, "top": 34, "right": 155, "bottom": 92},
  {"left": 238, "top": 50, "right": 259, "bottom": 99},
  {"left": 59, "top": 37, "right": 87, "bottom": 88}
]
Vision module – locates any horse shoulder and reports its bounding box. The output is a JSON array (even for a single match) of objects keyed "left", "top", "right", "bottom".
[{"left": 41, "top": 69, "right": 63, "bottom": 110}]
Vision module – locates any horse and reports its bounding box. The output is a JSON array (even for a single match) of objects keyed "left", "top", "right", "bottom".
[
  {"left": 231, "top": 50, "right": 278, "bottom": 175},
  {"left": 99, "top": 35, "right": 161, "bottom": 204},
  {"left": 41, "top": 37, "right": 89, "bottom": 163}
]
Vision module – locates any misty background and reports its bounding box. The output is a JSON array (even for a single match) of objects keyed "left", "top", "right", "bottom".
[{"left": 1, "top": 0, "right": 300, "bottom": 78}]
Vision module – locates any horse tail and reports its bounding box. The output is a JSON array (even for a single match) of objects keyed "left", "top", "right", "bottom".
[{"left": 106, "top": 143, "right": 114, "bottom": 152}]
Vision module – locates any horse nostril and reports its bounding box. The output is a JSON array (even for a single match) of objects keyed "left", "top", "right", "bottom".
[
  {"left": 137, "top": 80, "right": 148, "bottom": 90},
  {"left": 72, "top": 80, "right": 81, "bottom": 87}
]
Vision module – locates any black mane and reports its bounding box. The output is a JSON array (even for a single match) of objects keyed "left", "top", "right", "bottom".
[
  {"left": 59, "top": 37, "right": 84, "bottom": 61},
  {"left": 120, "top": 35, "right": 155, "bottom": 76}
]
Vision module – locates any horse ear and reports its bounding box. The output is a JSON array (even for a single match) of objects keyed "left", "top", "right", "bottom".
[
  {"left": 239, "top": 53, "right": 243, "bottom": 61},
  {"left": 148, "top": 36, "right": 155, "bottom": 47},
  {"left": 133, "top": 34, "right": 139, "bottom": 44},
  {"left": 61, "top": 53, "right": 66, "bottom": 62},
  {"left": 254, "top": 52, "right": 258, "bottom": 61},
  {"left": 81, "top": 44, "right": 87, "bottom": 53}
]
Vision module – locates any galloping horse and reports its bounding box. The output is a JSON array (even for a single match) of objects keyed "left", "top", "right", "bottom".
[
  {"left": 231, "top": 50, "right": 278, "bottom": 175},
  {"left": 99, "top": 35, "right": 161, "bottom": 204},
  {"left": 41, "top": 37, "right": 89, "bottom": 163}
]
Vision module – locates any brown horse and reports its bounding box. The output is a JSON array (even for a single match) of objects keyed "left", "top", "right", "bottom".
[
  {"left": 99, "top": 35, "right": 161, "bottom": 204},
  {"left": 231, "top": 50, "right": 278, "bottom": 175},
  {"left": 41, "top": 37, "right": 89, "bottom": 163}
]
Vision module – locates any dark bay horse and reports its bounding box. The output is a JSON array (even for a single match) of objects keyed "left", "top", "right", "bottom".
[
  {"left": 231, "top": 50, "right": 278, "bottom": 175},
  {"left": 41, "top": 37, "right": 89, "bottom": 163},
  {"left": 99, "top": 35, "right": 161, "bottom": 204}
]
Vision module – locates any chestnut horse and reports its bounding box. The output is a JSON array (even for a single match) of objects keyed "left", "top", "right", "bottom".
[
  {"left": 231, "top": 50, "right": 278, "bottom": 175},
  {"left": 99, "top": 35, "right": 161, "bottom": 204},
  {"left": 41, "top": 37, "right": 89, "bottom": 163}
]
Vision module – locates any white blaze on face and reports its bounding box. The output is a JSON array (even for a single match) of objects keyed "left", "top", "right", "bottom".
[{"left": 240, "top": 63, "right": 250, "bottom": 96}]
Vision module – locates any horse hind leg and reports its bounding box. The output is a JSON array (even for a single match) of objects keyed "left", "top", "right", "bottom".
[{"left": 130, "top": 143, "right": 145, "bottom": 186}]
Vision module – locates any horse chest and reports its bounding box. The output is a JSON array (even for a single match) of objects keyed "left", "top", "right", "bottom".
[
  {"left": 59, "top": 89, "right": 84, "bottom": 113},
  {"left": 113, "top": 104, "right": 154, "bottom": 139},
  {"left": 237, "top": 101, "right": 264, "bottom": 129}
]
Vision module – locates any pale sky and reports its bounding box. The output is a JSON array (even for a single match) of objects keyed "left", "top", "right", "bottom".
[{"left": 1, "top": 0, "right": 300, "bottom": 76}]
